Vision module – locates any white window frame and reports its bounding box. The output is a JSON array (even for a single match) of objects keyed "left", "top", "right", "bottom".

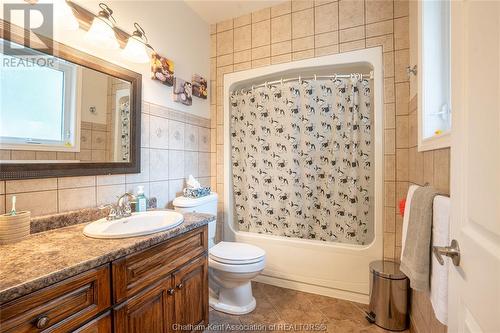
[
  {"left": 0, "top": 46, "right": 81, "bottom": 152},
  {"left": 417, "top": 0, "right": 452, "bottom": 152}
]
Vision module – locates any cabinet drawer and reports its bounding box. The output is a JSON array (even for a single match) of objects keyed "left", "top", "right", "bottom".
[
  {"left": 0, "top": 265, "right": 111, "bottom": 333},
  {"left": 112, "top": 226, "right": 207, "bottom": 303}
]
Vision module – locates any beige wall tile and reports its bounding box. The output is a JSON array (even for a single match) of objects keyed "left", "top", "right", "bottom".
[
  {"left": 292, "top": 8, "right": 314, "bottom": 39},
  {"left": 396, "top": 148, "right": 409, "bottom": 181},
  {"left": 234, "top": 50, "right": 251, "bottom": 64},
  {"left": 252, "top": 8, "right": 271, "bottom": 22},
  {"left": 234, "top": 14, "right": 251, "bottom": 27},
  {"left": 6, "top": 178, "right": 57, "bottom": 194},
  {"left": 314, "top": 44, "right": 339, "bottom": 57},
  {"left": 423, "top": 151, "right": 434, "bottom": 186},
  {"left": 0, "top": 195, "right": 4, "bottom": 214},
  {"left": 394, "top": 16, "right": 409, "bottom": 50},
  {"left": 210, "top": 35, "right": 216, "bottom": 58},
  {"left": 271, "top": 14, "right": 292, "bottom": 43},
  {"left": 314, "top": 0, "right": 336, "bottom": 5},
  {"left": 252, "top": 58, "right": 271, "bottom": 68},
  {"left": 384, "top": 232, "right": 395, "bottom": 259},
  {"left": 366, "top": 34, "right": 394, "bottom": 52},
  {"left": 252, "top": 20, "right": 271, "bottom": 47},
  {"left": 385, "top": 154, "right": 396, "bottom": 181},
  {"left": 433, "top": 149, "right": 450, "bottom": 195},
  {"left": 395, "top": 82, "right": 409, "bottom": 115},
  {"left": 292, "top": 0, "right": 313, "bottom": 11},
  {"left": 234, "top": 61, "right": 252, "bottom": 72},
  {"left": 366, "top": 20, "right": 393, "bottom": 38},
  {"left": 216, "top": 30, "right": 233, "bottom": 55},
  {"left": 365, "top": 0, "right": 393, "bottom": 24},
  {"left": 396, "top": 115, "right": 409, "bottom": 148},
  {"left": 217, "top": 19, "right": 233, "bottom": 33},
  {"left": 0, "top": 150, "right": 10, "bottom": 160},
  {"left": 384, "top": 77, "right": 395, "bottom": 103},
  {"left": 11, "top": 150, "right": 36, "bottom": 160},
  {"left": 315, "top": 2, "right": 339, "bottom": 34},
  {"left": 252, "top": 45, "right": 271, "bottom": 60},
  {"left": 292, "top": 36, "right": 314, "bottom": 52},
  {"left": 395, "top": 49, "right": 410, "bottom": 82},
  {"left": 383, "top": 52, "right": 394, "bottom": 78},
  {"left": 272, "top": 53, "right": 292, "bottom": 64},
  {"left": 396, "top": 181, "right": 409, "bottom": 207},
  {"left": 315, "top": 31, "right": 339, "bottom": 48},
  {"left": 384, "top": 206, "right": 396, "bottom": 232},
  {"left": 385, "top": 129, "right": 396, "bottom": 154},
  {"left": 271, "top": 40, "right": 292, "bottom": 56},
  {"left": 217, "top": 53, "right": 233, "bottom": 67},
  {"left": 0, "top": 181, "right": 4, "bottom": 195},
  {"left": 385, "top": 103, "right": 396, "bottom": 129},
  {"left": 395, "top": 215, "right": 403, "bottom": 247},
  {"left": 292, "top": 49, "right": 315, "bottom": 60},
  {"left": 340, "top": 39, "right": 365, "bottom": 52},
  {"left": 409, "top": 147, "right": 424, "bottom": 185},
  {"left": 340, "top": 25, "right": 365, "bottom": 43},
  {"left": 394, "top": 0, "right": 409, "bottom": 18},
  {"left": 234, "top": 25, "right": 252, "bottom": 51},
  {"left": 57, "top": 187, "right": 96, "bottom": 212},
  {"left": 409, "top": 110, "right": 418, "bottom": 147},
  {"left": 210, "top": 24, "right": 216, "bottom": 35},
  {"left": 58, "top": 176, "right": 96, "bottom": 189},
  {"left": 97, "top": 174, "right": 125, "bottom": 186},
  {"left": 272, "top": 1, "right": 292, "bottom": 17},
  {"left": 339, "top": 0, "right": 365, "bottom": 29},
  {"left": 6, "top": 191, "right": 57, "bottom": 217},
  {"left": 97, "top": 184, "right": 126, "bottom": 206}
]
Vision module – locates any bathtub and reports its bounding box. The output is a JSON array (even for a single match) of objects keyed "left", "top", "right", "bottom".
[{"left": 222, "top": 48, "right": 384, "bottom": 304}]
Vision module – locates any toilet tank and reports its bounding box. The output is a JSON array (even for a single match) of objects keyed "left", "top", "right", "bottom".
[{"left": 173, "top": 193, "right": 218, "bottom": 247}]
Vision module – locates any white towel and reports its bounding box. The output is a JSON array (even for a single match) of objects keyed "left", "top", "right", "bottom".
[
  {"left": 400, "top": 184, "right": 419, "bottom": 259},
  {"left": 430, "top": 195, "right": 450, "bottom": 325}
]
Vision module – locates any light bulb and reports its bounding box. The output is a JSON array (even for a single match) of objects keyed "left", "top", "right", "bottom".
[
  {"left": 85, "top": 16, "right": 119, "bottom": 49},
  {"left": 122, "top": 36, "right": 149, "bottom": 63}
]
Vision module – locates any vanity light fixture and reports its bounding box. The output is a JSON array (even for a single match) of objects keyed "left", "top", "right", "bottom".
[
  {"left": 85, "top": 3, "right": 119, "bottom": 50},
  {"left": 122, "top": 22, "right": 154, "bottom": 63},
  {"left": 54, "top": 0, "right": 79, "bottom": 31}
]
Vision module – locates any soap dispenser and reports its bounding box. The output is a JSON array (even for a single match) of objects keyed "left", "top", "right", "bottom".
[{"left": 136, "top": 186, "right": 147, "bottom": 212}]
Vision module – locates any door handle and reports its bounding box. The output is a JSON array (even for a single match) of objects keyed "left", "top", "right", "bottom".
[{"left": 433, "top": 239, "right": 460, "bottom": 266}]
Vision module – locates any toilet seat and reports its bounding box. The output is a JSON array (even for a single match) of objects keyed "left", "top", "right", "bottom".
[{"left": 209, "top": 242, "right": 265, "bottom": 265}]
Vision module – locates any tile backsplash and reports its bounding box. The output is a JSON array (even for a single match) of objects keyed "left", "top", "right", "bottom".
[{"left": 0, "top": 101, "right": 215, "bottom": 217}]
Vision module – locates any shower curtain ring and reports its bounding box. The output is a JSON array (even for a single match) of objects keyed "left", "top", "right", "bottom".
[{"left": 314, "top": 74, "right": 317, "bottom": 81}]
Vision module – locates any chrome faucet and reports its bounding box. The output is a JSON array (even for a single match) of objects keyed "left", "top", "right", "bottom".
[{"left": 100, "top": 192, "right": 136, "bottom": 220}]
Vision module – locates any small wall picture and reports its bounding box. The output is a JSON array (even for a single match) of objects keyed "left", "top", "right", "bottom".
[
  {"left": 151, "top": 53, "right": 174, "bottom": 86},
  {"left": 173, "top": 77, "right": 192, "bottom": 106},
  {"left": 192, "top": 74, "right": 208, "bottom": 99}
]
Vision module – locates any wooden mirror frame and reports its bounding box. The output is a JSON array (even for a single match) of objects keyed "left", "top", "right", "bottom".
[{"left": 0, "top": 19, "right": 142, "bottom": 180}]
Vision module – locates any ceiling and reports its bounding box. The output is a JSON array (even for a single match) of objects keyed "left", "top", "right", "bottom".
[{"left": 184, "top": 0, "right": 286, "bottom": 24}]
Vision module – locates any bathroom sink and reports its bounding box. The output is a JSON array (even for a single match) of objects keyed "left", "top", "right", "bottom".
[{"left": 83, "top": 211, "right": 184, "bottom": 239}]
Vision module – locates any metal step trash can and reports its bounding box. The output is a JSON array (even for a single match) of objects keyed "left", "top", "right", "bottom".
[{"left": 366, "top": 260, "right": 409, "bottom": 331}]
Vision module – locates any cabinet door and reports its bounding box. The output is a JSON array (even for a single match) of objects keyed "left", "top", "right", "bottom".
[
  {"left": 72, "top": 312, "right": 111, "bottom": 333},
  {"left": 173, "top": 254, "right": 208, "bottom": 332},
  {"left": 113, "top": 276, "right": 175, "bottom": 333}
]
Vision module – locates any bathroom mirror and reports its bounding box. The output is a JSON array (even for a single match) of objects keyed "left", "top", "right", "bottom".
[{"left": 0, "top": 20, "right": 141, "bottom": 180}]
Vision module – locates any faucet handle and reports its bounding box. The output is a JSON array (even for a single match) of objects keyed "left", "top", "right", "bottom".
[
  {"left": 99, "top": 204, "right": 118, "bottom": 220},
  {"left": 122, "top": 202, "right": 133, "bottom": 217}
]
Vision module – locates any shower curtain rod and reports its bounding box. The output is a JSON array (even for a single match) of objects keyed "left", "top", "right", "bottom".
[{"left": 244, "top": 70, "right": 374, "bottom": 91}]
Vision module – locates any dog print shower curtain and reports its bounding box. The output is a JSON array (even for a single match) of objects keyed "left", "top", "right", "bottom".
[{"left": 230, "top": 78, "right": 373, "bottom": 245}]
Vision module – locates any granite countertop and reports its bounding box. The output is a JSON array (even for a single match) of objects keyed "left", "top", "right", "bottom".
[{"left": 0, "top": 212, "right": 214, "bottom": 304}]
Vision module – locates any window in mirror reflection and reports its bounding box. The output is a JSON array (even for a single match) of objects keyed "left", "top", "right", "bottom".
[{"left": 0, "top": 39, "right": 132, "bottom": 163}]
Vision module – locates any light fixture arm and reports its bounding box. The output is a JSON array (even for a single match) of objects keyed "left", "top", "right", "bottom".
[{"left": 98, "top": 3, "right": 116, "bottom": 24}]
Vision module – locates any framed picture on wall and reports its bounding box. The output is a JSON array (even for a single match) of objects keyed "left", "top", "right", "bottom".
[
  {"left": 173, "top": 77, "right": 192, "bottom": 106},
  {"left": 192, "top": 74, "right": 207, "bottom": 99},
  {"left": 151, "top": 53, "right": 174, "bottom": 86}
]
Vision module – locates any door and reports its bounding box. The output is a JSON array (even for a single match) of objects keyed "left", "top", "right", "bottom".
[
  {"left": 173, "top": 255, "right": 208, "bottom": 332},
  {"left": 113, "top": 277, "right": 175, "bottom": 333},
  {"left": 449, "top": 1, "right": 500, "bottom": 332}
]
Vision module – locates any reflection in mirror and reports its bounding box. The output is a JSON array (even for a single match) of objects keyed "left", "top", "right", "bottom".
[{"left": 0, "top": 39, "right": 132, "bottom": 163}]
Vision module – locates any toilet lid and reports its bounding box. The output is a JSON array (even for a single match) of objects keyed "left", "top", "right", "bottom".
[{"left": 209, "top": 242, "right": 265, "bottom": 265}]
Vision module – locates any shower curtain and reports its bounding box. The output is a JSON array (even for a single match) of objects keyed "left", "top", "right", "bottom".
[{"left": 230, "top": 78, "right": 372, "bottom": 245}]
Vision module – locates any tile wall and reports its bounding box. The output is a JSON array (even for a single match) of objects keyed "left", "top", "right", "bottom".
[
  {"left": 210, "top": 0, "right": 410, "bottom": 260},
  {"left": 407, "top": 96, "right": 449, "bottom": 333},
  {"left": 0, "top": 102, "right": 215, "bottom": 217}
]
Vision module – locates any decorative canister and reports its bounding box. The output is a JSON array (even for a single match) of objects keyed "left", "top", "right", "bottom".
[{"left": 0, "top": 211, "right": 31, "bottom": 245}]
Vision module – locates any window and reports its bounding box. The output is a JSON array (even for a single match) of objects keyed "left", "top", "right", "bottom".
[
  {"left": 0, "top": 40, "right": 79, "bottom": 152},
  {"left": 418, "top": 0, "right": 451, "bottom": 151}
]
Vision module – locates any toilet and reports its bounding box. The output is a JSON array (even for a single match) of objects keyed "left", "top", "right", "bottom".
[{"left": 173, "top": 193, "right": 266, "bottom": 315}]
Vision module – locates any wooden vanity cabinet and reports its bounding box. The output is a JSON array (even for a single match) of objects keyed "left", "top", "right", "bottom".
[{"left": 0, "top": 226, "right": 209, "bottom": 333}]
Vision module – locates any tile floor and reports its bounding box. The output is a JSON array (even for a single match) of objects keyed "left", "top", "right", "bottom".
[{"left": 208, "top": 282, "right": 408, "bottom": 333}]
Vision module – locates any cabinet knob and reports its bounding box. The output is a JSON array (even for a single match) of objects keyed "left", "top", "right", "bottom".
[
  {"left": 167, "top": 288, "right": 175, "bottom": 295},
  {"left": 35, "top": 315, "right": 49, "bottom": 329},
  {"left": 176, "top": 283, "right": 183, "bottom": 290}
]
